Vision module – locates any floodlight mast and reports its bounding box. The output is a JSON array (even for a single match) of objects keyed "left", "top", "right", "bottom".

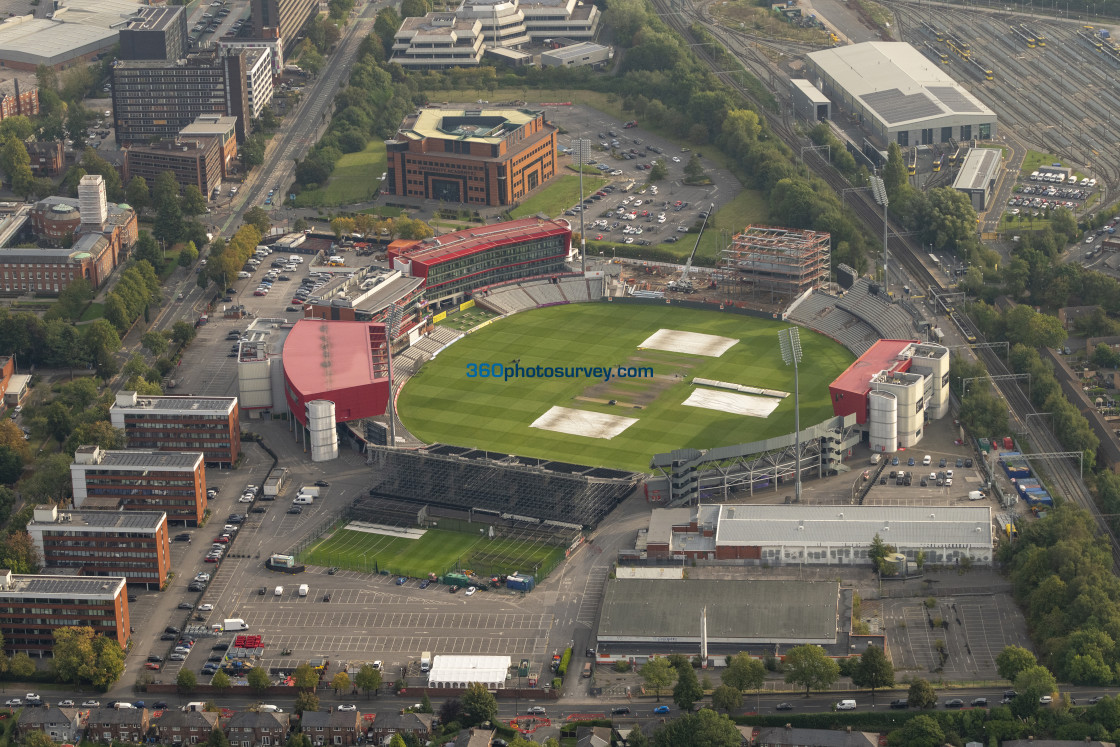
[
  {"left": 870, "top": 175, "right": 889, "bottom": 297},
  {"left": 778, "top": 328, "right": 803, "bottom": 504}
]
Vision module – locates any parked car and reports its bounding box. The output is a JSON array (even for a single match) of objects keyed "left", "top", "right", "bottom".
[
  {"left": 81, "top": 701, "right": 101, "bottom": 708},
  {"left": 889, "top": 699, "right": 908, "bottom": 709},
  {"left": 971, "top": 698, "right": 988, "bottom": 707},
  {"left": 395, "top": 576, "right": 408, "bottom": 585},
  {"left": 314, "top": 480, "right": 329, "bottom": 487},
  {"left": 611, "top": 706, "right": 630, "bottom": 715},
  {"left": 527, "top": 706, "right": 547, "bottom": 715},
  {"left": 465, "top": 586, "right": 477, "bottom": 596},
  {"left": 944, "top": 699, "right": 964, "bottom": 708},
  {"left": 337, "top": 704, "right": 357, "bottom": 712}
]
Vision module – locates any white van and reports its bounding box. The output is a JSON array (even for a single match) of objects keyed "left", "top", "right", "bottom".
[
  {"left": 298, "top": 584, "right": 309, "bottom": 597},
  {"left": 274, "top": 586, "right": 284, "bottom": 596},
  {"left": 922, "top": 455, "right": 932, "bottom": 466},
  {"left": 837, "top": 700, "right": 857, "bottom": 711},
  {"left": 259, "top": 705, "right": 283, "bottom": 713},
  {"left": 237, "top": 271, "right": 251, "bottom": 279},
  {"left": 293, "top": 495, "right": 314, "bottom": 505}
]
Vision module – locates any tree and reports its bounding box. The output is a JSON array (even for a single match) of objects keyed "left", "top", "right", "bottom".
[
  {"left": 211, "top": 669, "right": 232, "bottom": 692},
  {"left": 182, "top": 185, "right": 208, "bottom": 217},
  {"left": 0, "top": 138, "right": 30, "bottom": 183},
  {"left": 1011, "top": 664, "right": 1057, "bottom": 717},
  {"left": 330, "top": 216, "right": 356, "bottom": 240},
  {"left": 851, "top": 645, "right": 894, "bottom": 695},
  {"left": 141, "top": 331, "right": 169, "bottom": 357},
  {"left": 387, "top": 736, "right": 407, "bottom": 747},
  {"left": 672, "top": 662, "right": 704, "bottom": 711},
  {"left": 56, "top": 277, "right": 93, "bottom": 321},
  {"left": 683, "top": 154, "right": 706, "bottom": 183},
  {"left": 171, "top": 320, "right": 197, "bottom": 348},
  {"left": 400, "top": 0, "right": 428, "bottom": 17},
  {"left": 783, "top": 644, "right": 840, "bottom": 697},
  {"left": 653, "top": 708, "right": 741, "bottom": 747},
  {"left": 439, "top": 697, "right": 462, "bottom": 726},
  {"left": 0, "top": 446, "right": 22, "bottom": 484},
  {"left": 294, "top": 218, "right": 309, "bottom": 232},
  {"left": 330, "top": 670, "right": 350, "bottom": 694},
  {"left": 244, "top": 206, "right": 272, "bottom": 236},
  {"left": 649, "top": 160, "right": 668, "bottom": 182},
  {"left": 83, "top": 318, "right": 122, "bottom": 372},
  {"left": 868, "top": 533, "right": 894, "bottom": 572},
  {"left": 887, "top": 714, "right": 944, "bottom": 747},
  {"left": 641, "top": 657, "right": 676, "bottom": 702},
  {"left": 996, "top": 645, "right": 1037, "bottom": 683},
  {"left": 126, "top": 176, "right": 150, "bottom": 214},
  {"left": 22, "top": 453, "right": 72, "bottom": 504},
  {"left": 907, "top": 678, "right": 937, "bottom": 709},
  {"left": 355, "top": 663, "right": 381, "bottom": 697},
  {"left": 394, "top": 217, "right": 434, "bottom": 241},
  {"left": 154, "top": 195, "right": 184, "bottom": 247},
  {"left": 52, "top": 626, "right": 95, "bottom": 684},
  {"left": 90, "top": 634, "right": 125, "bottom": 689},
  {"left": 711, "top": 684, "right": 742, "bottom": 713},
  {"left": 20, "top": 730, "right": 55, "bottom": 747},
  {"left": 179, "top": 241, "right": 199, "bottom": 267},
  {"left": 294, "top": 691, "right": 320, "bottom": 714},
  {"left": 293, "top": 662, "right": 319, "bottom": 689},
  {"left": 9, "top": 651, "right": 33, "bottom": 678},
  {"left": 420, "top": 692, "right": 432, "bottom": 713},
  {"left": 285, "top": 735, "right": 312, "bottom": 747},
  {"left": 722, "top": 653, "right": 765, "bottom": 693},
  {"left": 460, "top": 682, "right": 498, "bottom": 726},
  {"left": 0, "top": 531, "right": 39, "bottom": 573},
  {"left": 247, "top": 666, "right": 271, "bottom": 693},
  {"left": 177, "top": 668, "right": 198, "bottom": 692},
  {"left": 206, "top": 727, "right": 230, "bottom": 747}
]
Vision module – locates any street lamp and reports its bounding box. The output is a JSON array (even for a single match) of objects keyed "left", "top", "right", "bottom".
[{"left": 778, "top": 328, "right": 803, "bottom": 504}]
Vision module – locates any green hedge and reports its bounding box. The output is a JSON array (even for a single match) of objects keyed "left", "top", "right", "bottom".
[{"left": 557, "top": 647, "right": 572, "bottom": 676}]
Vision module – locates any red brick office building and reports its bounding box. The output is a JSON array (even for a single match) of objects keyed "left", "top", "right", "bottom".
[
  {"left": 109, "top": 391, "right": 241, "bottom": 466},
  {"left": 69, "top": 446, "right": 208, "bottom": 527},
  {"left": 385, "top": 107, "right": 557, "bottom": 207},
  {"left": 0, "top": 570, "right": 130, "bottom": 655}
]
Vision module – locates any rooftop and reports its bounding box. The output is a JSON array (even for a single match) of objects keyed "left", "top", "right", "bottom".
[
  {"left": 829, "top": 338, "right": 917, "bottom": 396},
  {"left": 598, "top": 578, "right": 840, "bottom": 643},
  {"left": 282, "top": 319, "right": 390, "bottom": 396},
  {"left": 713, "top": 504, "right": 994, "bottom": 548},
  {"left": 29, "top": 508, "right": 166, "bottom": 531},
  {"left": 807, "top": 42, "right": 996, "bottom": 127},
  {"left": 791, "top": 78, "right": 830, "bottom": 104},
  {"left": 542, "top": 41, "right": 607, "bottom": 61},
  {"left": 310, "top": 270, "right": 424, "bottom": 314},
  {"left": 397, "top": 107, "right": 542, "bottom": 144},
  {"left": 388, "top": 217, "right": 570, "bottom": 266},
  {"left": 427, "top": 655, "right": 512, "bottom": 683},
  {"left": 301, "top": 710, "right": 362, "bottom": 728},
  {"left": 953, "top": 147, "right": 1003, "bottom": 191},
  {"left": 0, "top": 573, "right": 126, "bottom": 599},
  {"left": 81, "top": 450, "right": 203, "bottom": 471},
  {"left": 0, "top": 19, "right": 117, "bottom": 66},
  {"left": 123, "top": 6, "right": 182, "bottom": 32},
  {"left": 112, "top": 392, "right": 237, "bottom": 414},
  {"left": 180, "top": 115, "right": 239, "bottom": 138}
]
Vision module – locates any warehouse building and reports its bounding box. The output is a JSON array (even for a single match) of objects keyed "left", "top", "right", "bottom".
[
  {"left": 640, "top": 504, "right": 993, "bottom": 567},
  {"left": 805, "top": 42, "right": 997, "bottom": 149},
  {"left": 27, "top": 505, "right": 170, "bottom": 590},
  {"left": 385, "top": 107, "right": 557, "bottom": 206},
  {"left": 540, "top": 41, "right": 611, "bottom": 68},
  {"left": 595, "top": 578, "right": 866, "bottom": 659},
  {"left": 109, "top": 391, "right": 241, "bottom": 466},
  {"left": 0, "top": 20, "right": 117, "bottom": 71},
  {"left": 952, "top": 147, "right": 1002, "bottom": 211},
  {"left": 0, "top": 571, "right": 129, "bottom": 655},
  {"left": 791, "top": 78, "right": 831, "bottom": 122},
  {"left": 70, "top": 446, "right": 207, "bottom": 527}
]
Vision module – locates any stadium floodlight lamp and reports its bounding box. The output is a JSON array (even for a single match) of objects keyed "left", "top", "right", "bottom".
[
  {"left": 778, "top": 327, "right": 802, "bottom": 367},
  {"left": 870, "top": 174, "right": 889, "bottom": 207},
  {"left": 778, "top": 327, "right": 803, "bottom": 503}
]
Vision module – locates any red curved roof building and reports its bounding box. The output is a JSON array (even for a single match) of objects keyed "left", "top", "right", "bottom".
[{"left": 281, "top": 319, "right": 391, "bottom": 427}]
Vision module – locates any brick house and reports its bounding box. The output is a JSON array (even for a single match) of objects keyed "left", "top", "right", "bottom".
[
  {"left": 17, "top": 706, "right": 82, "bottom": 742},
  {"left": 300, "top": 710, "right": 361, "bottom": 746},
  {"left": 452, "top": 728, "right": 494, "bottom": 747},
  {"left": 152, "top": 707, "right": 220, "bottom": 744},
  {"left": 365, "top": 711, "right": 433, "bottom": 744},
  {"left": 226, "top": 710, "right": 288, "bottom": 747},
  {"left": 87, "top": 707, "right": 150, "bottom": 743}
]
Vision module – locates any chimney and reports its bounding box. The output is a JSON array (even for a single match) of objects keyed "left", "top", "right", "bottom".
[{"left": 13, "top": 79, "right": 19, "bottom": 116}]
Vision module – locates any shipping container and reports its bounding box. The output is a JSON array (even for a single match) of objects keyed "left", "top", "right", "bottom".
[
  {"left": 506, "top": 573, "right": 536, "bottom": 592},
  {"left": 978, "top": 438, "right": 991, "bottom": 453},
  {"left": 1003, "top": 436, "right": 1014, "bottom": 450},
  {"left": 442, "top": 573, "right": 471, "bottom": 586}
]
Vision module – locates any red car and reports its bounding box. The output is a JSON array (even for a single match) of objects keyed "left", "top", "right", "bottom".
[
  {"left": 145, "top": 663, "right": 161, "bottom": 670},
  {"left": 290, "top": 298, "right": 304, "bottom": 304},
  {"left": 205, "top": 556, "right": 219, "bottom": 563},
  {"left": 214, "top": 536, "right": 229, "bottom": 544}
]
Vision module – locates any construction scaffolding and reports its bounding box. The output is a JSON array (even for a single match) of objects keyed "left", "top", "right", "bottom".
[
  {"left": 364, "top": 445, "right": 640, "bottom": 529},
  {"left": 718, "top": 225, "right": 831, "bottom": 306}
]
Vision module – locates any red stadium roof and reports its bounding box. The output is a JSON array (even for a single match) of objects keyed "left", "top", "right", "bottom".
[
  {"left": 282, "top": 319, "right": 390, "bottom": 394},
  {"left": 829, "top": 339, "right": 918, "bottom": 397},
  {"left": 388, "top": 218, "right": 571, "bottom": 267}
]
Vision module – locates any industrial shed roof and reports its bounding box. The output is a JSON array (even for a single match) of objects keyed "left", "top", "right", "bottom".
[
  {"left": 0, "top": 19, "right": 117, "bottom": 66},
  {"left": 597, "top": 579, "right": 840, "bottom": 644},
  {"left": 807, "top": 42, "right": 995, "bottom": 127}
]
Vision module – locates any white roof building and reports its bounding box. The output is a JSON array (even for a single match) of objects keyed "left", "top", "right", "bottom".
[
  {"left": 427, "top": 655, "right": 511, "bottom": 689},
  {"left": 805, "top": 42, "right": 997, "bottom": 149}
]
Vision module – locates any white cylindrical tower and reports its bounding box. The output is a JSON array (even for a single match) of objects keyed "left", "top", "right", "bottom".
[
  {"left": 307, "top": 399, "right": 338, "bottom": 462},
  {"left": 868, "top": 390, "right": 898, "bottom": 453}
]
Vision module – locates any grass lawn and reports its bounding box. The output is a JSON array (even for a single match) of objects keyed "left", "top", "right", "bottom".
[
  {"left": 509, "top": 174, "right": 608, "bottom": 219},
  {"left": 300, "top": 526, "right": 564, "bottom": 578},
  {"left": 356, "top": 205, "right": 405, "bottom": 218},
  {"left": 79, "top": 302, "right": 105, "bottom": 322},
  {"left": 294, "top": 141, "right": 387, "bottom": 207},
  {"left": 399, "top": 304, "right": 852, "bottom": 471},
  {"left": 1020, "top": 149, "right": 1085, "bottom": 182}
]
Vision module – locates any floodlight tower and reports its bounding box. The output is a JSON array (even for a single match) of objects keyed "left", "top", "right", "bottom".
[
  {"left": 572, "top": 137, "right": 592, "bottom": 274},
  {"left": 778, "top": 327, "right": 803, "bottom": 504},
  {"left": 870, "top": 174, "right": 889, "bottom": 296}
]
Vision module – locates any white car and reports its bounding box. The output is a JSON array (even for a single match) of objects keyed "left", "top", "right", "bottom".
[
  {"left": 199, "top": 604, "right": 214, "bottom": 612},
  {"left": 373, "top": 660, "right": 382, "bottom": 670},
  {"left": 465, "top": 586, "right": 477, "bottom": 596},
  {"left": 238, "top": 495, "right": 254, "bottom": 503},
  {"left": 336, "top": 704, "right": 357, "bottom": 712},
  {"left": 5, "top": 699, "right": 20, "bottom": 707},
  {"left": 81, "top": 700, "right": 101, "bottom": 708},
  {"left": 195, "top": 573, "right": 211, "bottom": 582},
  {"left": 58, "top": 700, "right": 75, "bottom": 708},
  {"left": 672, "top": 156, "right": 681, "bottom": 163}
]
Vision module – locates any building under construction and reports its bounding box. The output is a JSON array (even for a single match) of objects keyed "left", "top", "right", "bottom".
[{"left": 719, "top": 225, "right": 831, "bottom": 304}]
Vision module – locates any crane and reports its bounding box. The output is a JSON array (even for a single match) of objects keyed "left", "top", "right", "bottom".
[{"left": 668, "top": 202, "right": 716, "bottom": 293}]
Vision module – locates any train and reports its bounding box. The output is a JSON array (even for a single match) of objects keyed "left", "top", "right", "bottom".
[
  {"left": 1080, "top": 26, "right": 1105, "bottom": 50},
  {"left": 1022, "top": 23, "right": 1047, "bottom": 46},
  {"left": 945, "top": 33, "right": 971, "bottom": 58},
  {"left": 919, "top": 19, "right": 944, "bottom": 41},
  {"left": 968, "top": 56, "right": 995, "bottom": 81},
  {"left": 908, "top": 148, "right": 918, "bottom": 176},
  {"left": 923, "top": 40, "right": 949, "bottom": 64},
  {"left": 932, "top": 154, "right": 943, "bottom": 172},
  {"left": 1011, "top": 25, "right": 1036, "bottom": 48}
]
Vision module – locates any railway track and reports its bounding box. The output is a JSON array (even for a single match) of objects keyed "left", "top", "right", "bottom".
[{"left": 652, "top": 0, "right": 1120, "bottom": 567}]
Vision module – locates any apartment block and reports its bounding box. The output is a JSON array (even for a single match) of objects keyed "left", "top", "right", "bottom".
[
  {"left": 119, "top": 6, "right": 189, "bottom": 63},
  {"left": 180, "top": 114, "right": 240, "bottom": 179},
  {"left": 27, "top": 505, "right": 171, "bottom": 590},
  {"left": 110, "top": 391, "right": 241, "bottom": 466},
  {"left": 249, "top": 0, "right": 318, "bottom": 46},
  {"left": 0, "top": 570, "right": 129, "bottom": 655},
  {"left": 123, "top": 137, "right": 223, "bottom": 198}
]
